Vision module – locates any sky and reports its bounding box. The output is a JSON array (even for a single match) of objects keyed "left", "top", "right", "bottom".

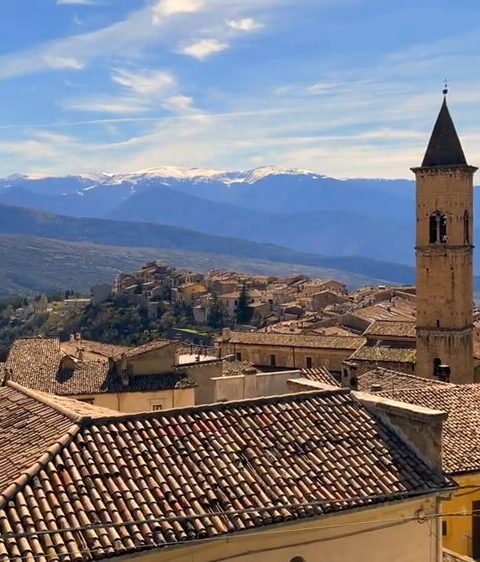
[{"left": 0, "top": 0, "right": 480, "bottom": 178}]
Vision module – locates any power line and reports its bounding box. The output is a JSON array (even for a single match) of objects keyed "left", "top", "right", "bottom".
[{"left": 3, "top": 507, "right": 480, "bottom": 562}]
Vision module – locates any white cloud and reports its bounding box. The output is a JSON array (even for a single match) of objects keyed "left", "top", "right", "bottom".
[
  {"left": 163, "top": 95, "right": 195, "bottom": 111},
  {"left": 307, "top": 82, "right": 333, "bottom": 94},
  {"left": 112, "top": 68, "right": 176, "bottom": 95},
  {"left": 153, "top": 0, "right": 204, "bottom": 21},
  {"left": 43, "top": 55, "right": 85, "bottom": 70},
  {"left": 227, "top": 18, "right": 262, "bottom": 31},
  {"left": 67, "top": 97, "right": 148, "bottom": 114},
  {"left": 181, "top": 39, "right": 228, "bottom": 60}
]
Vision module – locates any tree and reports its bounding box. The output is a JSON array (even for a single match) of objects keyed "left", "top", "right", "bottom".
[
  {"left": 236, "top": 281, "right": 252, "bottom": 325},
  {"left": 207, "top": 296, "right": 225, "bottom": 329}
]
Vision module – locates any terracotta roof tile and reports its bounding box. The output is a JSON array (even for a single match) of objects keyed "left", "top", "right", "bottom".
[
  {"left": 301, "top": 367, "right": 340, "bottom": 386},
  {"left": 349, "top": 344, "right": 416, "bottom": 363},
  {"left": 363, "top": 320, "right": 416, "bottom": 339},
  {"left": 357, "top": 368, "right": 449, "bottom": 394},
  {"left": 226, "top": 331, "right": 365, "bottom": 350},
  {"left": 0, "top": 389, "right": 453, "bottom": 560},
  {"left": 5, "top": 338, "right": 195, "bottom": 396},
  {"left": 0, "top": 385, "right": 75, "bottom": 495},
  {"left": 120, "top": 339, "right": 174, "bottom": 358},
  {"left": 61, "top": 339, "right": 130, "bottom": 360}
]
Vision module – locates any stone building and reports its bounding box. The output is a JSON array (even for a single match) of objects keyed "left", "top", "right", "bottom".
[
  {"left": 413, "top": 93, "right": 477, "bottom": 383},
  {"left": 219, "top": 329, "right": 365, "bottom": 375},
  {"left": 1, "top": 336, "right": 223, "bottom": 411}
]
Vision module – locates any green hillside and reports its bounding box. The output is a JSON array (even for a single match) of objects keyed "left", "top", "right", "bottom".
[{"left": 0, "top": 235, "right": 390, "bottom": 297}]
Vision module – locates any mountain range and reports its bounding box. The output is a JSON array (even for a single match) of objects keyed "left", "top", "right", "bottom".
[
  {"left": 0, "top": 165, "right": 472, "bottom": 295},
  {"left": 0, "top": 167, "right": 417, "bottom": 264}
]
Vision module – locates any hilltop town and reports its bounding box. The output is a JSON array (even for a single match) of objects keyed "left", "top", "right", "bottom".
[{"left": 1, "top": 95, "right": 480, "bottom": 562}]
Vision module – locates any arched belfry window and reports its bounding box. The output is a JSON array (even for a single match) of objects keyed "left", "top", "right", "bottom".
[
  {"left": 429, "top": 211, "right": 447, "bottom": 244},
  {"left": 464, "top": 210, "right": 470, "bottom": 244}
]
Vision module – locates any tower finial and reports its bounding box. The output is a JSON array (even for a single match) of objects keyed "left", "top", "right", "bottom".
[{"left": 443, "top": 78, "right": 448, "bottom": 96}]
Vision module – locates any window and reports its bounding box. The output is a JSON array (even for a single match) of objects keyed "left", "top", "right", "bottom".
[
  {"left": 270, "top": 354, "right": 276, "bottom": 367},
  {"left": 464, "top": 210, "right": 470, "bottom": 243},
  {"left": 150, "top": 399, "right": 166, "bottom": 411},
  {"left": 78, "top": 397, "right": 94, "bottom": 404},
  {"left": 305, "top": 357, "right": 313, "bottom": 369},
  {"left": 290, "top": 557, "right": 305, "bottom": 562},
  {"left": 433, "top": 358, "right": 450, "bottom": 382},
  {"left": 429, "top": 211, "right": 447, "bottom": 244},
  {"left": 236, "top": 352, "right": 242, "bottom": 361},
  {"left": 442, "top": 520, "right": 447, "bottom": 536}
]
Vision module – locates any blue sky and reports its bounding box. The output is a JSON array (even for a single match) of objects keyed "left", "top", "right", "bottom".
[{"left": 0, "top": 0, "right": 479, "bottom": 178}]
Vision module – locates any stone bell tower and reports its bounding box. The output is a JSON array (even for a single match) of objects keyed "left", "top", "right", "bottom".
[{"left": 412, "top": 92, "right": 477, "bottom": 383}]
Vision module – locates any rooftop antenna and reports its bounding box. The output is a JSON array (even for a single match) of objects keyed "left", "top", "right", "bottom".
[{"left": 443, "top": 78, "right": 448, "bottom": 96}]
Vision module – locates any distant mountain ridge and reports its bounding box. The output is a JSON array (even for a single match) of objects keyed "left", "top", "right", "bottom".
[
  {"left": 1, "top": 165, "right": 478, "bottom": 272},
  {"left": 0, "top": 204, "right": 414, "bottom": 286},
  {"left": 0, "top": 166, "right": 417, "bottom": 264}
]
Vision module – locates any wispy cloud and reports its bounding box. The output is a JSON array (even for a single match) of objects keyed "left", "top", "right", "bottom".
[
  {"left": 43, "top": 55, "right": 85, "bottom": 70},
  {"left": 66, "top": 97, "right": 148, "bottom": 114},
  {"left": 163, "top": 95, "right": 195, "bottom": 111},
  {"left": 227, "top": 18, "right": 262, "bottom": 31},
  {"left": 111, "top": 68, "right": 176, "bottom": 95},
  {"left": 181, "top": 39, "right": 228, "bottom": 60}
]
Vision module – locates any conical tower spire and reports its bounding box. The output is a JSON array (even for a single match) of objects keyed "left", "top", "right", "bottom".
[{"left": 421, "top": 94, "right": 467, "bottom": 167}]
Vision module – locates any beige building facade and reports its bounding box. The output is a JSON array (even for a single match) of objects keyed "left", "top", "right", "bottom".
[{"left": 123, "top": 497, "right": 442, "bottom": 562}]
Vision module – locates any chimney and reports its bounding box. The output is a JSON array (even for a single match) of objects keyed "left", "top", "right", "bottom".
[
  {"left": 69, "top": 333, "right": 75, "bottom": 342},
  {"left": 356, "top": 392, "right": 447, "bottom": 471},
  {"left": 370, "top": 383, "right": 383, "bottom": 392},
  {"left": 75, "top": 332, "right": 81, "bottom": 341},
  {"left": 221, "top": 328, "right": 231, "bottom": 342}
]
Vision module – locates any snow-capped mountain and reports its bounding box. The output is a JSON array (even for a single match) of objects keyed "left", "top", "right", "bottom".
[{"left": 0, "top": 166, "right": 421, "bottom": 265}]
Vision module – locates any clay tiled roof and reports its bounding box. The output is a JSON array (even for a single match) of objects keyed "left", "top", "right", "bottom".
[
  {"left": 364, "top": 320, "right": 416, "bottom": 339},
  {"left": 120, "top": 339, "right": 174, "bottom": 358},
  {"left": 23, "top": 389, "right": 121, "bottom": 418},
  {"left": 222, "top": 360, "right": 258, "bottom": 377},
  {"left": 6, "top": 338, "right": 61, "bottom": 393},
  {"left": 357, "top": 368, "right": 449, "bottom": 394},
  {"left": 5, "top": 338, "right": 195, "bottom": 396},
  {"left": 301, "top": 367, "right": 340, "bottom": 386},
  {"left": 61, "top": 339, "right": 129, "bottom": 360},
  {"left": 0, "top": 388, "right": 452, "bottom": 561},
  {"left": 0, "top": 384, "right": 75, "bottom": 495},
  {"left": 227, "top": 331, "right": 365, "bottom": 350},
  {"left": 349, "top": 344, "right": 416, "bottom": 363},
  {"left": 378, "top": 382, "right": 480, "bottom": 474}
]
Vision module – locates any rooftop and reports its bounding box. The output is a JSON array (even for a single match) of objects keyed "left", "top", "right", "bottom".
[
  {"left": 363, "top": 320, "right": 416, "bottom": 339},
  {"left": 301, "top": 367, "right": 340, "bottom": 386},
  {"left": 224, "top": 331, "right": 365, "bottom": 350},
  {"left": 349, "top": 344, "right": 416, "bottom": 363},
  {"left": 0, "top": 386, "right": 452, "bottom": 560},
  {"left": 357, "top": 368, "right": 449, "bottom": 394},
  {"left": 4, "top": 338, "right": 195, "bottom": 396}
]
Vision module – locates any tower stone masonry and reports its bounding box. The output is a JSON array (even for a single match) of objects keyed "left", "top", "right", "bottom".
[{"left": 412, "top": 96, "right": 477, "bottom": 384}]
